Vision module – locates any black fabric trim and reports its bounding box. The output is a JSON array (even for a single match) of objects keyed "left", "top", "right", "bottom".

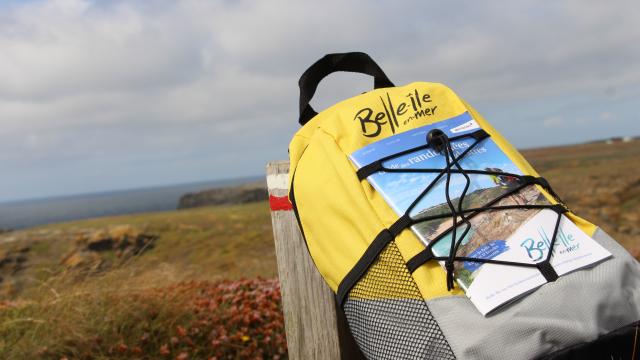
[
  {"left": 337, "top": 206, "right": 425, "bottom": 306},
  {"left": 470, "top": 128, "right": 489, "bottom": 140},
  {"left": 337, "top": 229, "right": 394, "bottom": 307},
  {"left": 537, "top": 320, "right": 640, "bottom": 360},
  {"left": 356, "top": 159, "right": 383, "bottom": 181},
  {"left": 389, "top": 214, "right": 412, "bottom": 237},
  {"left": 536, "top": 261, "right": 559, "bottom": 282},
  {"left": 407, "top": 247, "right": 434, "bottom": 273},
  {"left": 288, "top": 171, "right": 316, "bottom": 260}
]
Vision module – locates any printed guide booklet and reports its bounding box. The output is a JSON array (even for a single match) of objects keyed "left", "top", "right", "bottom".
[{"left": 349, "top": 112, "right": 612, "bottom": 315}]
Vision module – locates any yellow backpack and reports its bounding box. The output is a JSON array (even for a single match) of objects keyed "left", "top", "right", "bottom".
[{"left": 287, "top": 52, "right": 640, "bottom": 360}]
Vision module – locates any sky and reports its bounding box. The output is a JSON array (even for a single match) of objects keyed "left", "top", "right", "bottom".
[{"left": 0, "top": 0, "right": 639, "bottom": 202}]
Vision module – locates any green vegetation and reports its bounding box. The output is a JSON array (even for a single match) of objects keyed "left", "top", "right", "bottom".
[
  {"left": 0, "top": 202, "right": 281, "bottom": 359},
  {"left": 0, "top": 140, "right": 638, "bottom": 359},
  {"left": 40, "top": 201, "right": 276, "bottom": 280},
  {"left": 0, "top": 275, "right": 286, "bottom": 359}
]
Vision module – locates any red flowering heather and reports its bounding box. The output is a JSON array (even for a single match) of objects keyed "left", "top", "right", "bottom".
[{"left": 138, "top": 277, "right": 288, "bottom": 359}]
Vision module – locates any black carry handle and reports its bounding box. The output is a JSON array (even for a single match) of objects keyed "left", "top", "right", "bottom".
[{"left": 298, "top": 52, "right": 395, "bottom": 125}]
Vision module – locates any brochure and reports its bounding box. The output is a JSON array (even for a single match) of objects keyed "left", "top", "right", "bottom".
[{"left": 349, "top": 112, "right": 612, "bottom": 315}]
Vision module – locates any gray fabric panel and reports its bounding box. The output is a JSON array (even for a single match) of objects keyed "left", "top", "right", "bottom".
[
  {"left": 344, "top": 240, "right": 455, "bottom": 359},
  {"left": 426, "top": 228, "right": 640, "bottom": 360},
  {"left": 344, "top": 298, "right": 455, "bottom": 360}
]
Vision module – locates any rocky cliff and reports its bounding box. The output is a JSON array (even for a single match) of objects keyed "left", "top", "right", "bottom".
[{"left": 177, "top": 181, "right": 268, "bottom": 209}]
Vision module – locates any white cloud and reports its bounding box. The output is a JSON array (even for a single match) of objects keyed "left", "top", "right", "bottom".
[
  {"left": 543, "top": 116, "right": 565, "bottom": 128},
  {"left": 0, "top": 0, "right": 639, "bottom": 200}
]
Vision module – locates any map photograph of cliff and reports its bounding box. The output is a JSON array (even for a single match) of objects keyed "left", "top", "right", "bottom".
[
  {"left": 412, "top": 181, "right": 549, "bottom": 288},
  {"left": 361, "top": 127, "right": 565, "bottom": 289}
]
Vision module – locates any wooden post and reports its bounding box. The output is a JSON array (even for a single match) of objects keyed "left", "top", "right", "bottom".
[{"left": 266, "top": 161, "right": 364, "bottom": 360}]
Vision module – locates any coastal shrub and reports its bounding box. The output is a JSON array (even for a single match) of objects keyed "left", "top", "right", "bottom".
[{"left": 0, "top": 276, "right": 287, "bottom": 359}]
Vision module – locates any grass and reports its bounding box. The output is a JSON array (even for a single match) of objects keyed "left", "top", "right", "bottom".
[
  {"left": 1, "top": 202, "right": 276, "bottom": 299},
  {"left": 37, "top": 201, "right": 276, "bottom": 280},
  {"left": 0, "top": 140, "right": 638, "bottom": 359},
  {"left": 1, "top": 268, "right": 191, "bottom": 359},
  {"left": 0, "top": 201, "right": 281, "bottom": 359},
  {"left": 0, "top": 271, "right": 286, "bottom": 359}
]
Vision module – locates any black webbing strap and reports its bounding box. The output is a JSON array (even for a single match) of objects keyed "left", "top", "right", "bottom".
[
  {"left": 389, "top": 214, "right": 412, "bottom": 237},
  {"left": 336, "top": 229, "right": 393, "bottom": 307},
  {"left": 336, "top": 214, "right": 413, "bottom": 307},
  {"left": 356, "top": 129, "right": 489, "bottom": 180},
  {"left": 298, "top": 52, "right": 394, "bottom": 126},
  {"left": 356, "top": 159, "right": 383, "bottom": 181},
  {"left": 537, "top": 261, "right": 559, "bottom": 282},
  {"left": 406, "top": 246, "right": 434, "bottom": 272}
]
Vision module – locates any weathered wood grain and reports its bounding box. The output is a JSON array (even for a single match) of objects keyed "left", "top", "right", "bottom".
[{"left": 266, "top": 161, "right": 363, "bottom": 360}]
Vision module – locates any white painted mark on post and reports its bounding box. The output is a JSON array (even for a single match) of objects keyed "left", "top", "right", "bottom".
[{"left": 267, "top": 173, "right": 289, "bottom": 191}]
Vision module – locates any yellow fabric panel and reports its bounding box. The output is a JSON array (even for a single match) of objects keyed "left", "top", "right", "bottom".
[
  {"left": 322, "top": 82, "right": 469, "bottom": 155},
  {"left": 293, "top": 129, "right": 386, "bottom": 291},
  {"left": 289, "top": 82, "right": 467, "bottom": 191},
  {"left": 288, "top": 81, "right": 597, "bottom": 302},
  {"left": 290, "top": 82, "right": 468, "bottom": 298},
  {"left": 288, "top": 132, "right": 310, "bottom": 189}
]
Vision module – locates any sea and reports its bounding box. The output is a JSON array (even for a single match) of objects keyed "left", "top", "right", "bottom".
[{"left": 0, "top": 176, "right": 262, "bottom": 230}]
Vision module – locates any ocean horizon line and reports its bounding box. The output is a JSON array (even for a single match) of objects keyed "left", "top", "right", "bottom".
[{"left": 0, "top": 174, "right": 263, "bottom": 206}]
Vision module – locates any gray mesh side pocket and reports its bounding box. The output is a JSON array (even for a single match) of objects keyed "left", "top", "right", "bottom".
[{"left": 343, "top": 241, "right": 456, "bottom": 360}]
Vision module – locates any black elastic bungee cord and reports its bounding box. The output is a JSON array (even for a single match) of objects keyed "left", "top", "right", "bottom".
[
  {"left": 438, "top": 132, "right": 474, "bottom": 290},
  {"left": 362, "top": 129, "right": 568, "bottom": 288}
]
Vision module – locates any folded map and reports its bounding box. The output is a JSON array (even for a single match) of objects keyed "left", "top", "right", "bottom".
[{"left": 349, "top": 112, "right": 612, "bottom": 315}]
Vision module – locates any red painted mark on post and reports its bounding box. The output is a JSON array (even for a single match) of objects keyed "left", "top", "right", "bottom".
[{"left": 269, "top": 195, "right": 293, "bottom": 211}]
